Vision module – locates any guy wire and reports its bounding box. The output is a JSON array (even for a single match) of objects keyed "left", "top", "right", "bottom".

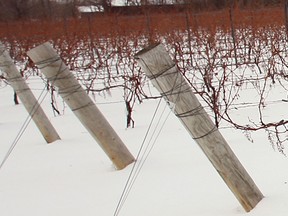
[
  {"left": 0, "top": 83, "right": 49, "bottom": 170},
  {"left": 113, "top": 97, "right": 175, "bottom": 216}
]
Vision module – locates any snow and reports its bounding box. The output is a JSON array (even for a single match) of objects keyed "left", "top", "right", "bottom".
[
  {"left": 111, "top": 0, "right": 126, "bottom": 6},
  {"left": 1, "top": 75, "right": 288, "bottom": 216},
  {"left": 111, "top": 0, "right": 178, "bottom": 6},
  {"left": 77, "top": 6, "right": 104, "bottom": 13}
]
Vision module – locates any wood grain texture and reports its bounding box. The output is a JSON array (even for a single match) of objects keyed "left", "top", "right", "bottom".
[
  {"left": 0, "top": 42, "right": 60, "bottom": 143},
  {"left": 135, "top": 43, "right": 263, "bottom": 212},
  {"left": 27, "top": 42, "right": 134, "bottom": 170}
]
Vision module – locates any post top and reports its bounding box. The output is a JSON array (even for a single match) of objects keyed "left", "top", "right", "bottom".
[{"left": 135, "top": 43, "right": 161, "bottom": 58}]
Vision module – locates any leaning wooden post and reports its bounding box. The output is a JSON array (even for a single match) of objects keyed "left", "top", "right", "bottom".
[
  {"left": 27, "top": 42, "right": 135, "bottom": 170},
  {"left": 0, "top": 42, "right": 60, "bottom": 143},
  {"left": 135, "top": 43, "right": 263, "bottom": 212}
]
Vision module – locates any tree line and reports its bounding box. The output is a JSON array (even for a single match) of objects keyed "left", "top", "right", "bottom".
[
  {"left": 0, "top": 0, "right": 285, "bottom": 21},
  {"left": 0, "top": 0, "right": 78, "bottom": 21}
]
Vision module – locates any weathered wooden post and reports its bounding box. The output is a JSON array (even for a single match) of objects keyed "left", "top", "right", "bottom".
[
  {"left": 27, "top": 42, "right": 135, "bottom": 170},
  {"left": 0, "top": 42, "right": 60, "bottom": 143},
  {"left": 135, "top": 43, "right": 263, "bottom": 212}
]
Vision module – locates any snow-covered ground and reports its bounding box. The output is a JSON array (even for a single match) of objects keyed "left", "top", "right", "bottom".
[{"left": 0, "top": 74, "right": 288, "bottom": 216}]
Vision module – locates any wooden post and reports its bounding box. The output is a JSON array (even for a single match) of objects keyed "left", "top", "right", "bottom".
[
  {"left": 135, "top": 43, "right": 263, "bottom": 212},
  {"left": 27, "top": 42, "right": 135, "bottom": 170},
  {"left": 0, "top": 42, "right": 60, "bottom": 143}
]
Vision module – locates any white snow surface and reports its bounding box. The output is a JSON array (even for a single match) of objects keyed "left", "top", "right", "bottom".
[
  {"left": 1, "top": 76, "right": 288, "bottom": 216},
  {"left": 111, "top": 0, "right": 126, "bottom": 6}
]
